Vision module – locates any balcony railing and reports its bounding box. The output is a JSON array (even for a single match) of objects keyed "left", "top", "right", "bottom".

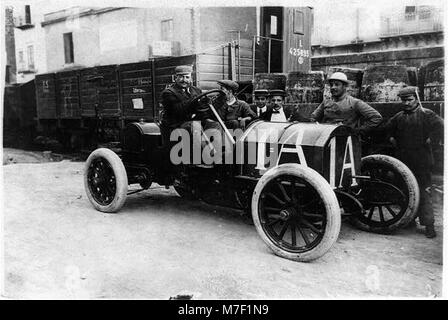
[
  {"left": 18, "top": 64, "right": 36, "bottom": 74},
  {"left": 380, "top": 11, "right": 443, "bottom": 37},
  {"left": 14, "top": 16, "right": 34, "bottom": 30}
]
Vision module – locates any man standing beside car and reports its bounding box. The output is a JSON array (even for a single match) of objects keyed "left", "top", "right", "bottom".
[
  {"left": 310, "top": 72, "right": 382, "bottom": 136},
  {"left": 385, "top": 86, "right": 443, "bottom": 238}
]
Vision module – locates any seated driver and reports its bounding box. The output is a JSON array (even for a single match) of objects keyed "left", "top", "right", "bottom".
[
  {"left": 160, "top": 65, "right": 221, "bottom": 165},
  {"left": 160, "top": 64, "right": 219, "bottom": 136},
  {"left": 215, "top": 80, "right": 256, "bottom": 130}
]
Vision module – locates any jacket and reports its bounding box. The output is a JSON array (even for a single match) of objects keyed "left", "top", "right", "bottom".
[
  {"left": 160, "top": 83, "right": 202, "bottom": 129},
  {"left": 385, "top": 106, "right": 443, "bottom": 171},
  {"left": 311, "top": 94, "right": 382, "bottom": 134}
]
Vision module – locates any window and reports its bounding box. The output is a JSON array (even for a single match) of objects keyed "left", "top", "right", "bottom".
[
  {"left": 418, "top": 6, "right": 432, "bottom": 20},
  {"left": 405, "top": 6, "right": 416, "bottom": 21},
  {"left": 18, "top": 50, "right": 25, "bottom": 70},
  {"left": 25, "top": 5, "right": 31, "bottom": 24},
  {"left": 6, "top": 65, "right": 10, "bottom": 83},
  {"left": 293, "top": 10, "right": 304, "bottom": 34},
  {"left": 63, "top": 32, "right": 74, "bottom": 64},
  {"left": 270, "top": 15, "right": 278, "bottom": 35},
  {"left": 161, "top": 19, "right": 173, "bottom": 41},
  {"left": 27, "top": 45, "right": 34, "bottom": 69}
]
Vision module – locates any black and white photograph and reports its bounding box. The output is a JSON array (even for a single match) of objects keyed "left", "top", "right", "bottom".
[{"left": 0, "top": 0, "right": 445, "bottom": 301}]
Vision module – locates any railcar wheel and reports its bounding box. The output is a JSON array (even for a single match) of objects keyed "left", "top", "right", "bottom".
[
  {"left": 350, "top": 154, "right": 419, "bottom": 233},
  {"left": 252, "top": 164, "right": 341, "bottom": 262},
  {"left": 84, "top": 148, "right": 128, "bottom": 213}
]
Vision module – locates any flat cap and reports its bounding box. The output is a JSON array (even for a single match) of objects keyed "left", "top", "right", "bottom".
[
  {"left": 254, "top": 89, "right": 269, "bottom": 96},
  {"left": 398, "top": 86, "right": 419, "bottom": 97},
  {"left": 217, "top": 80, "right": 239, "bottom": 92},
  {"left": 174, "top": 65, "right": 193, "bottom": 74},
  {"left": 269, "top": 89, "right": 286, "bottom": 97}
]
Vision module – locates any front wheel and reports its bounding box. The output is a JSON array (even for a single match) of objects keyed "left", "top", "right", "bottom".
[
  {"left": 252, "top": 164, "right": 341, "bottom": 262},
  {"left": 84, "top": 148, "right": 128, "bottom": 213}
]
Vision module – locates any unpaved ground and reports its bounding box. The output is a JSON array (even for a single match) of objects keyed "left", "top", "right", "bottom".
[{"left": 1, "top": 156, "right": 444, "bottom": 299}]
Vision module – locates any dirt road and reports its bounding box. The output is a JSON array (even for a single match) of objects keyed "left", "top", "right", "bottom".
[{"left": 2, "top": 159, "right": 443, "bottom": 299}]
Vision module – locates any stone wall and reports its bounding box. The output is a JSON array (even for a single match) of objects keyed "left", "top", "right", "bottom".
[{"left": 312, "top": 46, "right": 444, "bottom": 73}]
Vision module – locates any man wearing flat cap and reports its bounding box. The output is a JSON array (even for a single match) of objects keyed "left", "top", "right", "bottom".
[
  {"left": 310, "top": 72, "right": 382, "bottom": 136},
  {"left": 385, "top": 86, "right": 444, "bottom": 238},
  {"left": 251, "top": 89, "right": 270, "bottom": 117},
  {"left": 215, "top": 79, "right": 256, "bottom": 130},
  {"left": 160, "top": 65, "right": 203, "bottom": 133}
]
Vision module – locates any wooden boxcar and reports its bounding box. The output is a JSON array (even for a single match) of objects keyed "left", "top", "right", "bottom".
[{"left": 33, "top": 39, "right": 265, "bottom": 150}]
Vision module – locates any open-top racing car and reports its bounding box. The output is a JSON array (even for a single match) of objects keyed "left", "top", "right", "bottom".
[{"left": 84, "top": 89, "right": 419, "bottom": 262}]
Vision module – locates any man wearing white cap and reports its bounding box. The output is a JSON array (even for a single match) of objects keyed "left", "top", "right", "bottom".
[{"left": 310, "top": 72, "right": 382, "bottom": 136}]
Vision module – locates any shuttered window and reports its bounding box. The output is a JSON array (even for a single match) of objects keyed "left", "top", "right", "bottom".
[
  {"left": 27, "top": 45, "right": 34, "bottom": 69},
  {"left": 64, "top": 32, "right": 74, "bottom": 64},
  {"left": 293, "top": 10, "right": 304, "bottom": 34},
  {"left": 25, "top": 5, "right": 31, "bottom": 24},
  {"left": 161, "top": 19, "right": 173, "bottom": 41}
]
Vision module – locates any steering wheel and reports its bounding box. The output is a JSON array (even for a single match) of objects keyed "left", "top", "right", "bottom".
[
  {"left": 189, "top": 89, "right": 225, "bottom": 113},
  {"left": 188, "top": 89, "right": 236, "bottom": 144}
]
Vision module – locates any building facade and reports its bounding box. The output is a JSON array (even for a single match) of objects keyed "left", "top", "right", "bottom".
[
  {"left": 11, "top": 2, "right": 70, "bottom": 83},
  {"left": 11, "top": 4, "right": 315, "bottom": 82},
  {"left": 311, "top": 3, "right": 444, "bottom": 72},
  {"left": 22, "top": 6, "right": 260, "bottom": 74}
]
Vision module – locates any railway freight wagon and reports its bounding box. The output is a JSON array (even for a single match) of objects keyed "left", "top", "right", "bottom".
[
  {"left": 3, "top": 80, "right": 36, "bottom": 148},
  {"left": 34, "top": 40, "right": 264, "bottom": 150}
]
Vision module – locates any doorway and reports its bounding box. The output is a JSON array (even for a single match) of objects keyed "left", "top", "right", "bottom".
[{"left": 261, "top": 7, "right": 283, "bottom": 73}]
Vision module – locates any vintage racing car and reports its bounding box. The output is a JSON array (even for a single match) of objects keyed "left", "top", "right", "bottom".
[{"left": 83, "top": 90, "right": 419, "bottom": 262}]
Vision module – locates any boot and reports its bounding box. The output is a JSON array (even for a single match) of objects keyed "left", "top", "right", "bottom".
[
  {"left": 404, "top": 220, "right": 417, "bottom": 229},
  {"left": 425, "top": 225, "right": 436, "bottom": 238}
]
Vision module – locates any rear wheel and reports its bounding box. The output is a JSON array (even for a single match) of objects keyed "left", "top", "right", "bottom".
[
  {"left": 84, "top": 148, "right": 128, "bottom": 213},
  {"left": 349, "top": 154, "right": 419, "bottom": 233},
  {"left": 252, "top": 164, "right": 341, "bottom": 262}
]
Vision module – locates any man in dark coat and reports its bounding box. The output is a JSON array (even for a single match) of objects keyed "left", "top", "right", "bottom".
[
  {"left": 160, "top": 65, "right": 220, "bottom": 165},
  {"left": 385, "top": 86, "right": 444, "bottom": 238},
  {"left": 215, "top": 80, "right": 256, "bottom": 130},
  {"left": 160, "top": 65, "right": 202, "bottom": 134}
]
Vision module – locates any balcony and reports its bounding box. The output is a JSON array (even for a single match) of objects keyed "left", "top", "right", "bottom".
[
  {"left": 380, "top": 9, "right": 443, "bottom": 37},
  {"left": 14, "top": 16, "right": 34, "bottom": 30},
  {"left": 18, "top": 64, "right": 36, "bottom": 74}
]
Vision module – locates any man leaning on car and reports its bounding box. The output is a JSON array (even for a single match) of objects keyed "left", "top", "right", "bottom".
[{"left": 310, "top": 72, "right": 382, "bottom": 137}]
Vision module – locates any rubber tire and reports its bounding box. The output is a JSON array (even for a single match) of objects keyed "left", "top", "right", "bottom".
[
  {"left": 252, "top": 163, "right": 341, "bottom": 262},
  {"left": 350, "top": 154, "right": 420, "bottom": 233},
  {"left": 84, "top": 148, "right": 128, "bottom": 213}
]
